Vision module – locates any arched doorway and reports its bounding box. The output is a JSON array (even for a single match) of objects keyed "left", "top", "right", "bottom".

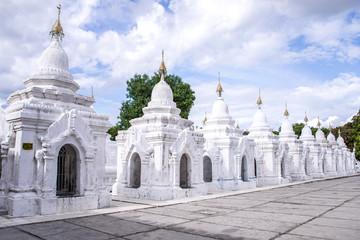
[
  {"left": 241, "top": 156, "right": 248, "bottom": 181},
  {"left": 281, "top": 157, "right": 286, "bottom": 178},
  {"left": 57, "top": 144, "right": 77, "bottom": 196},
  {"left": 180, "top": 154, "right": 191, "bottom": 188},
  {"left": 254, "top": 159, "right": 257, "bottom": 178},
  {"left": 129, "top": 153, "right": 141, "bottom": 188},
  {"left": 203, "top": 156, "right": 212, "bottom": 182}
]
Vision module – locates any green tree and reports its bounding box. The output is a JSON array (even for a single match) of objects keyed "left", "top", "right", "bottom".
[{"left": 107, "top": 72, "right": 196, "bottom": 140}]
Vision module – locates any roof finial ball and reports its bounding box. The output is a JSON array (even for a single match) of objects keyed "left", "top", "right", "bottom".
[
  {"left": 216, "top": 72, "right": 223, "bottom": 97},
  {"left": 50, "top": 4, "right": 65, "bottom": 41},
  {"left": 159, "top": 49, "right": 167, "bottom": 76}
]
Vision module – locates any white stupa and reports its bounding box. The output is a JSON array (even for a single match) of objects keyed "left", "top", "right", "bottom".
[
  {"left": 112, "top": 51, "right": 206, "bottom": 200},
  {"left": 0, "top": 5, "right": 111, "bottom": 217}
]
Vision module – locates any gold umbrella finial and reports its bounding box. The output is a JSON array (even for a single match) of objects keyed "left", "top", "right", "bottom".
[
  {"left": 257, "top": 88, "right": 262, "bottom": 109},
  {"left": 216, "top": 72, "right": 223, "bottom": 97},
  {"left": 50, "top": 4, "right": 65, "bottom": 41},
  {"left": 304, "top": 111, "right": 308, "bottom": 123},
  {"left": 284, "top": 103, "right": 289, "bottom": 117},
  {"left": 159, "top": 49, "right": 167, "bottom": 76},
  {"left": 317, "top": 117, "right": 321, "bottom": 127}
]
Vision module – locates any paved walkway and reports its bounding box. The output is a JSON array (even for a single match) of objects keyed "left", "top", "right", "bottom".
[{"left": 1, "top": 175, "right": 360, "bottom": 239}]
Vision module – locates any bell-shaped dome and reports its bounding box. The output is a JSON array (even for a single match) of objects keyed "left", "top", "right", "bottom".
[
  {"left": 337, "top": 135, "right": 346, "bottom": 147},
  {"left": 149, "top": 74, "right": 174, "bottom": 106},
  {"left": 300, "top": 124, "right": 313, "bottom": 138},
  {"left": 33, "top": 39, "right": 71, "bottom": 79},
  {"left": 252, "top": 108, "right": 269, "bottom": 127},
  {"left": 211, "top": 97, "right": 230, "bottom": 118},
  {"left": 327, "top": 132, "right": 336, "bottom": 142},
  {"left": 280, "top": 118, "right": 294, "bottom": 135},
  {"left": 315, "top": 128, "right": 326, "bottom": 142}
]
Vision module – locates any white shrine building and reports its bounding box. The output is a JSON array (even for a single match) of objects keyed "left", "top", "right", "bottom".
[
  {"left": 199, "top": 77, "right": 256, "bottom": 191},
  {"left": 0, "top": 6, "right": 111, "bottom": 217},
  {"left": 112, "top": 54, "right": 207, "bottom": 200}
]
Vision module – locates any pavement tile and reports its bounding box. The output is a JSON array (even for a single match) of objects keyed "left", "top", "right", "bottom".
[
  {"left": 17, "top": 221, "right": 83, "bottom": 237},
  {"left": 275, "top": 233, "right": 331, "bottom": 240},
  {"left": 138, "top": 207, "right": 209, "bottom": 220},
  {"left": 227, "top": 210, "right": 312, "bottom": 224},
  {"left": 0, "top": 227, "right": 41, "bottom": 240},
  {"left": 289, "top": 223, "right": 360, "bottom": 240},
  {"left": 199, "top": 215, "right": 298, "bottom": 233},
  {"left": 43, "top": 227, "right": 114, "bottom": 240},
  {"left": 68, "top": 217, "right": 157, "bottom": 237},
  {"left": 108, "top": 211, "right": 189, "bottom": 227},
  {"left": 321, "top": 209, "right": 360, "bottom": 221},
  {"left": 168, "top": 220, "right": 278, "bottom": 239},
  {"left": 308, "top": 217, "right": 360, "bottom": 230},
  {"left": 166, "top": 203, "right": 235, "bottom": 215},
  {"left": 124, "top": 229, "right": 216, "bottom": 240}
]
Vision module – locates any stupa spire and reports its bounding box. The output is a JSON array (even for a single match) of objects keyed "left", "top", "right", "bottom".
[
  {"left": 159, "top": 50, "right": 167, "bottom": 76},
  {"left": 216, "top": 72, "right": 223, "bottom": 97},
  {"left": 304, "top": 111, "right": 308, "bottom": 123},
  {"left": 317, "top": 117, "right": 321, "bottom": 128},
  {"left": 257, "top": 89, "right": 262, "bottom": 109},
  {"left": 284, "top": 103, "right": 289, "bottom": 118},
  {"left": 50, "top": 4, "right": 64, "bottom": 41}
]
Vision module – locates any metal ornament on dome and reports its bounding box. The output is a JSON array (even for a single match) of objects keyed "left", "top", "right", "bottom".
[
  {"left": 284, "top": 103, "right": 289, "bottom": 117},
  {"left": 50, "top": 4, "right": 65, "bottom": 41},
  {"left": 159, "top": 49, "right": 167, "bottom": 76},
  {"left": 257, "top": 89, "right": 262, "bottom": 109},
  {"left": 304, "top": 111, "right": 308, "bottom": 123},
  {"left": 317, "top": 117, "right": 321, "bottom": 128},
  {"left": 216, "top": 72, "right": 223, "bottom": 97}
]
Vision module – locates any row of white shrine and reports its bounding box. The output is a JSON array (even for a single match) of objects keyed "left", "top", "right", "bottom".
[{"left": 0, "top": 7, "right": 357, "bottom": 217}]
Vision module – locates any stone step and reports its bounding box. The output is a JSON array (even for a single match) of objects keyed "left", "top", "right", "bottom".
[{"left": 0, "top": 209, "right": 8, "bottom": 216}]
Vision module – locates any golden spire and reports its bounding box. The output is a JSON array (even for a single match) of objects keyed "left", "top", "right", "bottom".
[
  {"left": 159, "top": 49, "right": 167, "bottom": 75},
  {"left": 203, "top": 112, "right": 207, "bottom": 125},
  {"left": 236, "top": 121, "right": 240, "bottom": 129},
  {"left": 329, "top": 123, "right": 332, "bottom": 131},
  {"left": 317, "top": 117, "right": 321, "bottom": 127},
  {"left": 91, "top": 86, "right": 94, "bottom": 99},
  {"left": 257, "top": 89, "right": 262, "bottom": 109},
  {"left": 50, "top": 4, "right": 64, "bottom": 41},
  {"left": 216, "top": 72, "right": 223, "bottom": 97},
  {"left": 304, "top": 111, "right": 308, "bottom": 123},
  {"left": 284, "top": 103, "right": 289, "bottom": 117},
  {"left": 338, "top": 129, "right": 341, "bottom": 135}
]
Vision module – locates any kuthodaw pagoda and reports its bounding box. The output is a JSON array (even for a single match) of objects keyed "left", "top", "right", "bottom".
[
  {"left": 0, "top": 6, "right": 357, "bottom": 216},
  {"left": 0, "top": 6, "right": 111, "bottom": 217}
]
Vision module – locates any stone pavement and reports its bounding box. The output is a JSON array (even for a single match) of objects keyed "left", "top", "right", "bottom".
[{"left": 1, "top": 175, "right": 360, "bottom": 239}]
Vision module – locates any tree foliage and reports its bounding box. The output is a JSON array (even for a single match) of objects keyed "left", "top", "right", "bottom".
[{"left": 107, "top": 72, "right": 196, "bottom": 140}]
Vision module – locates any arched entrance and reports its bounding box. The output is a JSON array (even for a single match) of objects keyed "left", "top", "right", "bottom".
[
  {"left": 180, "top": 154, "right": 191, "bottom": 188},
  {"left": 281, "top": 157, "right": 286, "bottom": 178},
  {"left": 203, "top": 156, "right": 212, "bottom": 182},
  {"left": 129, "top": 153, "right": 141, "bottom": 188},
  {"left": 241, "top": 156, "right": 248, "bottom": 181},
  {"left": 57, "top": 144, "right": 77, "bottom": 196}
]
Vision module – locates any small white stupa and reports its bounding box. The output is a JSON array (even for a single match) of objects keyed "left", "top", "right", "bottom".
[
  {"left": 279, "top": 105, "right": 306, "bottom": 181},
  {"left": 248, "top": 91, "right": 288, "bottom": 186},
  {"left": 199, "top": 74, "right": 256, "bottom": 191},
  {"left": 112, "top": 51, "right": 207, "bottom": 200}
]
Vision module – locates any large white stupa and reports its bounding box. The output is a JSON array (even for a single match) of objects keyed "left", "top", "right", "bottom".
[{"left": 0, "top": 5, "right": 111, "bottom": 217}]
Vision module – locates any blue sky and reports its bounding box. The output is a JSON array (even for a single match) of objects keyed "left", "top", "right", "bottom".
[{"left": 1, "top": 0, "right": 360, "bottom": 131}]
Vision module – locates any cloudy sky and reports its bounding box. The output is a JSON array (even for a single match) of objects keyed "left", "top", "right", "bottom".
[{"left": 1, "top": 0, "right": 360, "bottom": 131}]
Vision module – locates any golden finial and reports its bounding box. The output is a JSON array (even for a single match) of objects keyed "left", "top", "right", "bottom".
[
  {"left": 284, "top": 103, "right": 289, "bottom": 117},
  {"left": 257, "top": 89, "right": 262, "bottom": 109},
  {"left": 216, "top": 72, "right": 223, "bottom": 97},
  {"left": 91, "top": 86, "right": 94, "bottom": 99},
  {"left": 202, "top": 112, "right": 207, "bottom": 125},
  {"left": 159, "top": 49, "right": 167, "bottom": 75},
  {"left": 50, "top": 4, "right": 64, "bottom": 41},
  {"left": 236, "top": 121, "right": 240, "bottom": 129},
  {"left": 304, "top": 111, "right": 308, "bottom": 123},
  {"left": 338, "top": 129, "right": 341, "bottom": 135},
  {"left": 329, "top": 123, "right": 332, "bottom": 131},
  {"left": 317, "top": 117, "right": 321, "bottom": 127}
]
